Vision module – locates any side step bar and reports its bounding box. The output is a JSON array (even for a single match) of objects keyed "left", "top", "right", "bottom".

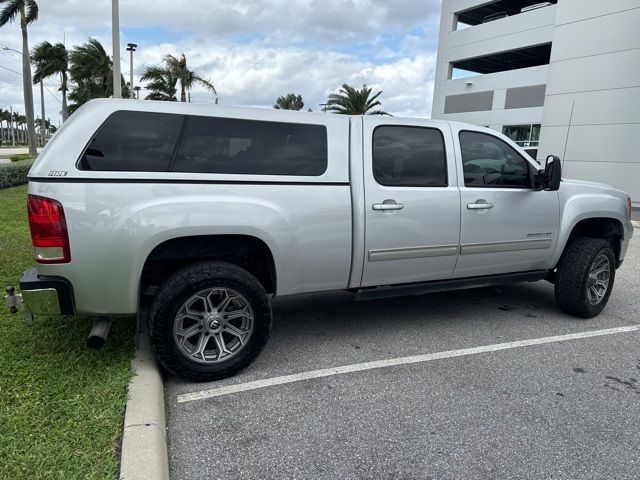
[{"left": 353, "top": 270, "right": 548, "bottom": 302}]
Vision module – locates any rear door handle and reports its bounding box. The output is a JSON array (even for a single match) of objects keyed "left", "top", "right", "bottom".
[
  {"left": 373, "top": 200, "right": 404, "bottom": 211},
  {"left": 467, "top": 200, "right": 494, "bottom": 210}
]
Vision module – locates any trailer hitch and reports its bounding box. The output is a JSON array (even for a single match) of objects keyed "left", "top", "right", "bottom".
[{"left": 4, "top": 286, "right": 33, "bottom": 324}]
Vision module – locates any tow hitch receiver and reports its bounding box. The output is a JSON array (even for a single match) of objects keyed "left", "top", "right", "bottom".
[{"left": 4, "top": 286, "right": 33, "bottom": 324}]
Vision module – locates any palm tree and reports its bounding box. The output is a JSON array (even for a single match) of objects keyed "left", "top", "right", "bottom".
[
  {"left": 140, "top": 66, "right": 178, "bottom": 101},
  {"left": 274, "top": 93, "right": 304, "bottom": 111},
  {"left": 15, "top": 114, "right": 26, "bottom": 143},
  {"left": 32, "top": 41, "right": 69, "bottom": 121},
  {"left": 0, "top": 109, "right": 9, "bottom": 143},
  {"left": 325, "top": 84, "right": 389, "bottom": 116},
  {"left": 68, "top": 38, "right": 129, "bottom": 113},
  {"left": 160, "top": 53, "right": 216, "bottom": 102},
  {"left": 0, "top": 0, "right": 39, "bottom": 155}
]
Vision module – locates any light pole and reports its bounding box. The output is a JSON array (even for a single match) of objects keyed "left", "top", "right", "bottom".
[
  {"left": 126, "top": 43, "right": 137, "bottom": 99},
  {"left": 112, "top": 0, "right": 122, "bottom": 98},
  {"left": 134, "top": 86, "right": 141, "bottom": 99}
]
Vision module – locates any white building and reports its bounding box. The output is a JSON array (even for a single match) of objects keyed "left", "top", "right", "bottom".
[{"left": 432, "top": 0, "right": 640, "bottom": 205}]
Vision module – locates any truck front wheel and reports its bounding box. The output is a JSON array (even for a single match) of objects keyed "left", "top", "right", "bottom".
[
  {"left": 555, "top": 237, "right": 616, "bottom": 318},
  {"left": 148, "top": 261, "right": 272, "bottom": 382}
]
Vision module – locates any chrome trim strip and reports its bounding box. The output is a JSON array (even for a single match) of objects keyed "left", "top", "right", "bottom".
[
  {"left": 368, "top": 244, "right": 458, "bottom": 262},
  {"left": 461, "top": 239, "right": 552, "bottom": 255}
]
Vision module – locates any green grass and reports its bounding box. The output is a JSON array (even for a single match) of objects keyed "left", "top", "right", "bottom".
[
  {"left": 0, "top": 185, "right": 135, "bottom": 479},
  {"left": 9, "top": 154, "right": 35, "bottom": 162}
]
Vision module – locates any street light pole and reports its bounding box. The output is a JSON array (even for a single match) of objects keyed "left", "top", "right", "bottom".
[
  {"left": 39, "top": 79, "right": 46, "bottom": 146},
  {"left": 112, "top": 0, "right": 122, "bottom": 98},
  {"left": 126, "top": 43, "right": 137, "bottom": 99}
]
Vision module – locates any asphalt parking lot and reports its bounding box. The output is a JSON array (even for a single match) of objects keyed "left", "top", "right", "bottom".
[{"left": 166, "top": 236, "right": 639, "bottom": 480}]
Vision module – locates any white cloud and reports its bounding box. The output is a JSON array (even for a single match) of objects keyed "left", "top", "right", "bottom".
[{"left": 0, "top": 0, "right": 442, "bottom": 125}]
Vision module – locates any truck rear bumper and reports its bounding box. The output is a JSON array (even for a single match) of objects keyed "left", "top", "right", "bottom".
[{"left": 19, "top": 267, "right": 75, "bottom": 315}]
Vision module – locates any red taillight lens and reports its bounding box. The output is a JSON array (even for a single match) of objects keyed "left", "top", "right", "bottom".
[{"left": 27, "top": 194, "right": 70, "bottom": 263}]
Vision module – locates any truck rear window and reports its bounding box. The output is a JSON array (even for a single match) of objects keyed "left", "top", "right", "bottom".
[
  {"left": 79, "top": 111, "right": 182, "bottom": 171},
  {"left": 172, "top": 115, "right": 327, "bottom": 176},
  {"left": 79, "top": 110, "right": 328, "bottom": 176}
]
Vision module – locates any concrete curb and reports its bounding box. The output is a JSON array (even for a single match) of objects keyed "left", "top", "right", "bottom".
[{"left": 119, "top": 336, "right": 169, "bottom": 480}]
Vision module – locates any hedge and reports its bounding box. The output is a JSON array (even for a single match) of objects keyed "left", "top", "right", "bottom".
[{"left": 0, "top": 160, "right": 34, "bottom": 189}]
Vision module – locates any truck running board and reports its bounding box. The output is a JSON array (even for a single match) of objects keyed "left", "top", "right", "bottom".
[{"left": 353, "top": 270, "right": 549, "bottom": 302}]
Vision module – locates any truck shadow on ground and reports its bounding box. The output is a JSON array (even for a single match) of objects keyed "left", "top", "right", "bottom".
[{"left": 272, "top": 280, "right": 562, "bottom": 335}]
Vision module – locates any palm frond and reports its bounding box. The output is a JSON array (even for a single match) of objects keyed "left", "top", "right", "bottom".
[
  {"left": 25, "top": 0, "right": 38, "bottom": 23},
  {"left": 0, "top": 0, "right": 20, "bottom": 27}
]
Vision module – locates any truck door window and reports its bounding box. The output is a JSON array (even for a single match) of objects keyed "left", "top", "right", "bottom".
[
  {"left": 79, "top": 111, "right": 182, "bottom": 171},
  {"left": 372, "top": 126, "right": 447, "bottom": 187},
  {"left": 459, "top": 131, "right": 530, "bottom": 188}
]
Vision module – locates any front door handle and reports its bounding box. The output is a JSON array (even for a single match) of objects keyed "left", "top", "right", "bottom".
[
  {"left": 373, "top": 200, "right": 404, "bottom": 211},
  {"left": 467, "top": 200, "right": 494, "bottom": 210}
]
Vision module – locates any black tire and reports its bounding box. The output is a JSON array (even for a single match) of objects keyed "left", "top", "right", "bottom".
[
  {"left": 555, "top": 237, "right": 616, "bottom": 318},
  {"left": 148, "top": 261, "right": 272, "bottom": 382}
]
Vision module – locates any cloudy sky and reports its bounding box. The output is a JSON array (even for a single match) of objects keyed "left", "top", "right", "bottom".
[{"left": 0, "top": 0, "right": 442, "bottom": 126}]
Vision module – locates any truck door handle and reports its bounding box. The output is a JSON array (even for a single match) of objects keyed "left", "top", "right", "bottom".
[
  {"left": 467, "top": 200, "right": 494, "bottom": 210},
  {"left": 373, "top": 201, "right": 404, "bottom": 211}
]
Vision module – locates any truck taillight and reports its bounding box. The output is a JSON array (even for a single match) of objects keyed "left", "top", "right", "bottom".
[{"left": 27, "top": 194, "right": 70, "bottom": 264}]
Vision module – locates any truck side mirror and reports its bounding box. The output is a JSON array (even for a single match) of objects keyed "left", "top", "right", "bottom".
[{"left": 543, "top": 155, "right": 562, "bottom": 191}]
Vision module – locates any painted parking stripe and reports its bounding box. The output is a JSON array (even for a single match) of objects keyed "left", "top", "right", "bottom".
[{"left": 177, "top": 325, "right": 640, "bottom": 404}]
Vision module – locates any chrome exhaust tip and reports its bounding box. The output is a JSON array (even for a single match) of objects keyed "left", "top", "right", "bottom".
[{"left": 87, "top": 316, "right": 112, "bottom": 350}]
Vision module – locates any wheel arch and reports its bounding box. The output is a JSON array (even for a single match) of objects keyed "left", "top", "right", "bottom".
[
  {"left": 140, "top": 234, "right": 278, "bottom": 299},
  {"left": 555, "top": 216, "right": 624, "bottom": 269}
]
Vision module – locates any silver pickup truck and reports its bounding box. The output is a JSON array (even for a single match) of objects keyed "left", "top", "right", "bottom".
[{"left": 6, "top": 99, "right": 633, "bottom": 381}]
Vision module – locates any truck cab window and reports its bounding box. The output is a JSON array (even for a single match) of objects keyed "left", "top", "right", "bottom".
[
  {"left": 459, "top": 131, "right": 530, "bottom": 188},
  {"left": 373, "top": 126, "right": 447, "bottom": 187}
]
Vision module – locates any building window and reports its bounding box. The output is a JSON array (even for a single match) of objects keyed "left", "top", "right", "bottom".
[{"left": 502, "top": 124, "right": 540, "bottom": 147}]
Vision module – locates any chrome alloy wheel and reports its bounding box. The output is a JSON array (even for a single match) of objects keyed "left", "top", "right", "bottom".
[
  {"left": 586, "top": 253, "right": 611, "bottom": 306},
  {"left": 172, "top": 288, "right": 254, "bottom": 364}
]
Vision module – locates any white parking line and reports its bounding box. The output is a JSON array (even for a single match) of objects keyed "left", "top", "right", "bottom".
[{"left": 177, "top": 325, "right": 640, "bottom": 404}]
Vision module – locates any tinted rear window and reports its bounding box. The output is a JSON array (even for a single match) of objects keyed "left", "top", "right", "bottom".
[
  {"left": 79, "top": 111, "right": 182, "bottom": 171},
  {"left": 79, "top": 111, "right": 328, "bottom": 176},
  {"left": 172, "top": 116, "right": 327, "bottom": 176}
]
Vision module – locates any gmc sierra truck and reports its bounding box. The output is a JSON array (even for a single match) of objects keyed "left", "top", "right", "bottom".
[{"left": 5, "top": 99, "right": 633, "bottom": 381}]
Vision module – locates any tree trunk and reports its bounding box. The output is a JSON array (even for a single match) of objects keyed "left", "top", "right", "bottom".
[
  {"left": 180, "top": 84, "right": 186, "bottom": 102},
  {"left": 61, "top": 72, "right": 69, "bottom": 121},
  {"left": 20, "top": 4, "right": 37, "bottom": 156},
  {"left": 40, "top": 80, "right": 46, "bottom": 146}
]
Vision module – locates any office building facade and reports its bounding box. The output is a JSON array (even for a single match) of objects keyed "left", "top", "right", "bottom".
[{"left": 432, "top": 0, "right": 640, "bottom": 204}]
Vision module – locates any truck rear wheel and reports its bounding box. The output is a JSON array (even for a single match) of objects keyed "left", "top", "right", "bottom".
[
  {"left": 149, "top": 261, "right": 272, "bottom": 382},
  {"left": 555, "top": 237, "right": 615, "bottom": 318}
]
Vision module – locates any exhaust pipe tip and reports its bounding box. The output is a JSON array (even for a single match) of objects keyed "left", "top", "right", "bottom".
[{"left": 87, "top": 316, "right": 112, "bottom": 350}]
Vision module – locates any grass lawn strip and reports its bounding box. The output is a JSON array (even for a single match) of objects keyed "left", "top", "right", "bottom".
[{"left": 0, "top": 184, "right": 135, "bottom": 479}]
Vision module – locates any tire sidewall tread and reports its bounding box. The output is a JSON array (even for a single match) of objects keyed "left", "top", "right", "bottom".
[
  {"left": 555, "top": 237, "right": 616, "bottom": 318},
  {"left": 148, "top": 261, "right": 272, "bottom": 382}
]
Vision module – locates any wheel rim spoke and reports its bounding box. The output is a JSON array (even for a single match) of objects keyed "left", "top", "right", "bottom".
[
  {"left": 212, "top": 332, "right": 230, "bottom": 359},
  {"left": 225, "top": 307, "right": 250, "bottom": 321},
  {"left": 586, "top": 253, "right": 611, "bottom": 305},
  {"left": 176, "top": 322, "right": 201, "bottom": 340},
  {"left": 193, "top": 332, "right": 209, "bottom": 362},
  {"left": 224, "top": 323, "right": 249, "bottom": 343}
]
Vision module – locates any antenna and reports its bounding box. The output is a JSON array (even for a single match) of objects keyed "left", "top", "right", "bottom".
[{"left": 562, "top": 100, "right": 575, "bottom": 169}]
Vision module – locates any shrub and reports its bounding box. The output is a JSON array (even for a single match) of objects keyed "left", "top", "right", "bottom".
[
  {"left": 0, "top": 160, "right": 34, "bottom": 189},
  {"left": 10, "top": 154, "right": 34, "bottom": 162}
]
